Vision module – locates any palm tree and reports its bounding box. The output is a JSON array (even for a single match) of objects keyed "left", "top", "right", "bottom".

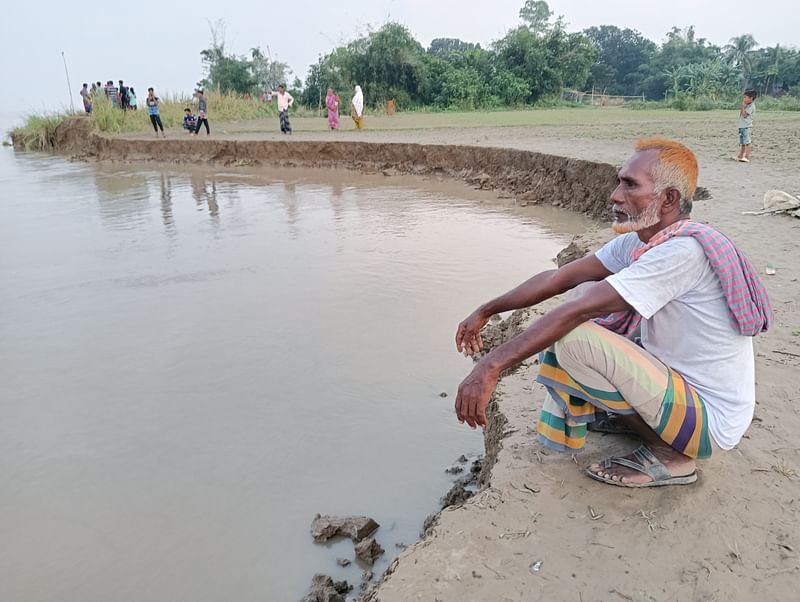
[
  {"left": 763, "top": 44, "right": 783, "bottom": 96},
  {"left": 724, "top": 34, "right": 758, "bottom": 86}
]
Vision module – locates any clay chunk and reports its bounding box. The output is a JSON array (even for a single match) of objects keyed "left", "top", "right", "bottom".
[
  {"left": 354, "top": 536, "right": 385, "bottom": 565},
  {"left": 311, "top": 514, "right": 379, "bottom": 543},
  {"left": 302, "top": 574, "right": 352, "bottom": 602}
]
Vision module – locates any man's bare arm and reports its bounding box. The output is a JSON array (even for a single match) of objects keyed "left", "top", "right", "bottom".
[
  {"left": 455, "top": 280, "right": 631, "bottom": 427},
  {"left": 455, "top": 254, "right": 612, "bottom": 355}
]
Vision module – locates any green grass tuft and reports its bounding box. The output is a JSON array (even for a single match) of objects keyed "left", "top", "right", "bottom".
[{"left": 10, "top": 112, "right": 73, "bottom": 151}]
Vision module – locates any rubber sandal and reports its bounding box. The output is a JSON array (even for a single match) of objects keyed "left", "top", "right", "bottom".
[
  {"left": 587, "top": 412, "right": 635, "bottom": 436},
  {"left": 586, "top": 445, "right": 697, "bottom": 488}
]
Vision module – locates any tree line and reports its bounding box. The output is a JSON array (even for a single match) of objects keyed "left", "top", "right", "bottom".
[{"left": 197, "top": 1, "right": 800, "bottom": 109}]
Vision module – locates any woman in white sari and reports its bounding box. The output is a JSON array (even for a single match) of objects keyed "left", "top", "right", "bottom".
[{"left": 351, "top": 85, "right": 365, "bottom": 129}]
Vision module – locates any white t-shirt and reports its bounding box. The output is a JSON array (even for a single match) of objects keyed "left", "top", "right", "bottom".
[{"left": 595, "top": 233, "right": 755, "bottom": 450}]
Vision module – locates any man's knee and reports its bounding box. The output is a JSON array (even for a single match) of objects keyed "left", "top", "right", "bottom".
[{"left": 553, "top": 321, "right": 600, "bottom": 367}]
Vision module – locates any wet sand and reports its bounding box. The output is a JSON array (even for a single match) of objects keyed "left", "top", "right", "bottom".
[{"left": 44, "top": 110, "right": 800, "bottom": 599}]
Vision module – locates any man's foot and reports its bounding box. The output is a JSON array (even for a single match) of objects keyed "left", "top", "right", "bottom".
[
  {"left": 587, "top": 444, "right": 696, "bottom": 487},
  {"left": 587, "top": 412, "right": 636, "bottom": 436},
  {"left": 739, "top": 157, "right": 749, "bottom": 162}
]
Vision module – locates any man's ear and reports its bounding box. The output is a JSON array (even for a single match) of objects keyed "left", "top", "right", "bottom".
[{"left": 662, "top": 188, "right": 681, "bottom": 213}]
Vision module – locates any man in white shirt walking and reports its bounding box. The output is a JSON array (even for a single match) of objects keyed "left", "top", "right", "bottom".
[{"left": 272, "top": 84, "right": 294, "bottom": 134}]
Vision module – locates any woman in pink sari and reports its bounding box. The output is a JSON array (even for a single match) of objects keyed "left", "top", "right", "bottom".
[{"left": 326, "top": 88, "right": 340, "bottom": 130}]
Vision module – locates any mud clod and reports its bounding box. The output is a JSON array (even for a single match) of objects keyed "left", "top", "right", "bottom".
[
  {"left": 354, "top": 536, "right": 385, "bottom": 565},
  {"left": 441, "top": 481, "right": 473, "bottom": 508},
  {"left": 421, "top": 512, "right": 439, "bottom": 536},
  {"left": 556, "top": 238, "right": 590, "bottom": 267},
  {"left": 302, "top": 574, "right": 352, "bottom": 602},
  {"left": 478, "top": 309, "right": 531, "bottom": 358},
  {"left": 311, "top": 514, "right": 379, "bottom": 543}
]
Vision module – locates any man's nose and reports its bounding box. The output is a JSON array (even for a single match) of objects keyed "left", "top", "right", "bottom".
[{"left": 610, "top": 183, "right": 624, "bottom": 205}]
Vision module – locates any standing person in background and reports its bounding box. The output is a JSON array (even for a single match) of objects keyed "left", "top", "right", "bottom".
[
  {"left": 80, "top": 83, "right": 92, "bottom": 114},
  {"left": 106, "top": 80, "right": 118, "bottom": 108},
  {"left": 118, "top": 80, "right": 129, "bottom": 110},
  {"left": 326, "top": 87, "right": 340, "bottom": 130},
  {"left": 735, "top": 90, "right": 757, "bottom": 162},
  {"left": 351, "top": 85, "right": 364, "bottom": 129},
  {"left": 387, "top": 96, "right": 395, "bottom": 116},
  {"left": 193, "top": 89, "right": 210, "bottom": 136},
  {"left": 128, "top": 87, "right": 138, "bottom": 111},
  {"left": 273, "top": 84, "right": 294, "bottom": 134},
  {"left": 146, "top": 87, "right": 166, "bottom": 138}
]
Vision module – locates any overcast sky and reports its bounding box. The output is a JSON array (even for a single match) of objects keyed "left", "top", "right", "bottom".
[{"left": 2, "top": 0, "right": 796, "bottom": 113}]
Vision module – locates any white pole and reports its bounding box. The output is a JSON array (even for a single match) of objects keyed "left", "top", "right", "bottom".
[{"left": 61, "top": 51, "right": 75, "bottom": 113}]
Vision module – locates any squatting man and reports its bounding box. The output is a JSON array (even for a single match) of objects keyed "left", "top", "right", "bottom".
[{"left": 454, "top": 139, "right": 772, "bottom": 488}]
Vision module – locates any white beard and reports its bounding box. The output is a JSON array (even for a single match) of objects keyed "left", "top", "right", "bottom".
[{"left": 612, "top": 197, "right": 662, "bottom": 234}]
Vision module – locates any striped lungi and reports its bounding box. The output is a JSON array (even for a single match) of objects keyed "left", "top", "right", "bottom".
[{"left": 535, "top": 321, "right": 713, "bottom": 459}]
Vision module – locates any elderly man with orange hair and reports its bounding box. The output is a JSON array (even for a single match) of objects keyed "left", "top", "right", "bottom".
[{"left": 454, "top": 139, "right": 772, "bottom": 488}]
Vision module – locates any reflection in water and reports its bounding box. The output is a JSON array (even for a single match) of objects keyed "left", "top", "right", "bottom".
[
  {"left": 281, "top": 181, "right": 300, "bottom": 239},
  {"left": 0, "top": 155, "right": 573, "bottom": 602},
  {"left": 190, "top": 171, "right": 220, "bottom": 218},
  {"left": 159, "top": 173, "right": 176, "bottom": 237}
]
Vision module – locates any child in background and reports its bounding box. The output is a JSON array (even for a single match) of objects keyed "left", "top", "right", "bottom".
[
  {"left": 128, "top": 88, "right": 138, "bottom": 111},
  {"left": 183, "top": 108, "right": 197, "bottom": 133},
  {"left": 736, "top": 90, "right": 757, "bottom": 162}
]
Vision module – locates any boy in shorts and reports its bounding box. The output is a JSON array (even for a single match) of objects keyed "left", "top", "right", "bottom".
[{"left": 736, "top": 90, "right": 757, "bottom": 162}]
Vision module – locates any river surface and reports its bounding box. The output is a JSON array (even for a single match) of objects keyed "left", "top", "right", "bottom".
[{"left": 0, "top": 132, "right": 582, "bottom": 600}]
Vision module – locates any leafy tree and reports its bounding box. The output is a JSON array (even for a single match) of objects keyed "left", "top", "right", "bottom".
[
  {"left": 639, "top": 26, "right": 721, "bottom": 99},
  {"left": 589, "top": 63, "right": 616, "bottom": 92},
  {"left": 250, "top": 48, "right": 291, "bottom": 92},
  {"left": 197, "top": 20, "right": 256, "bottom": 94},
  {"left": 428, "top": 38, "right": 481, "bottom": 59},
  {"left": 519, "top": 0, "right": 553, "bottom": 34},
  {"left": 493, "top": 26, "right": 595, "bottom": 101},
  {"left": 583, "top": 25, "right": 656, "bottom": 95}
]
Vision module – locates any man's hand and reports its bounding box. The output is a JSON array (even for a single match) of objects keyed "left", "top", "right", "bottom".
[
  {"left": 455, "top": 309, "right": 489, "bottom": 356},
  {"left": 455, "top": 363, "right": 499, "bottom": 428}
]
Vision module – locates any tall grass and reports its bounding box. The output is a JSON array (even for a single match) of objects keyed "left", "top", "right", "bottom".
[{"left": 9, "top": 111, "right": 75, "bottom": 151}]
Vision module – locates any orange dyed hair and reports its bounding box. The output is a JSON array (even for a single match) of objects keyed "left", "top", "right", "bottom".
[{"left": 634, "top": 138, "right": 699, "bottom": 208}]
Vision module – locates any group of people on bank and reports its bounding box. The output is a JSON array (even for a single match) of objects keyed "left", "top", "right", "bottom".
[
  {"left": 80, "top": 80, "right": 138, "bottom": 113},
  {"left": 279, "top": 83, "right": 366, "bottom": 135},
  {"left": 79, "top": 81, "right": 376, "bottom": 137}
]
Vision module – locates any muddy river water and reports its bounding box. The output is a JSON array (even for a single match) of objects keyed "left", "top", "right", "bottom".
[{"left": 0, "top": 141, "right": 587, "bottom": 600}]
